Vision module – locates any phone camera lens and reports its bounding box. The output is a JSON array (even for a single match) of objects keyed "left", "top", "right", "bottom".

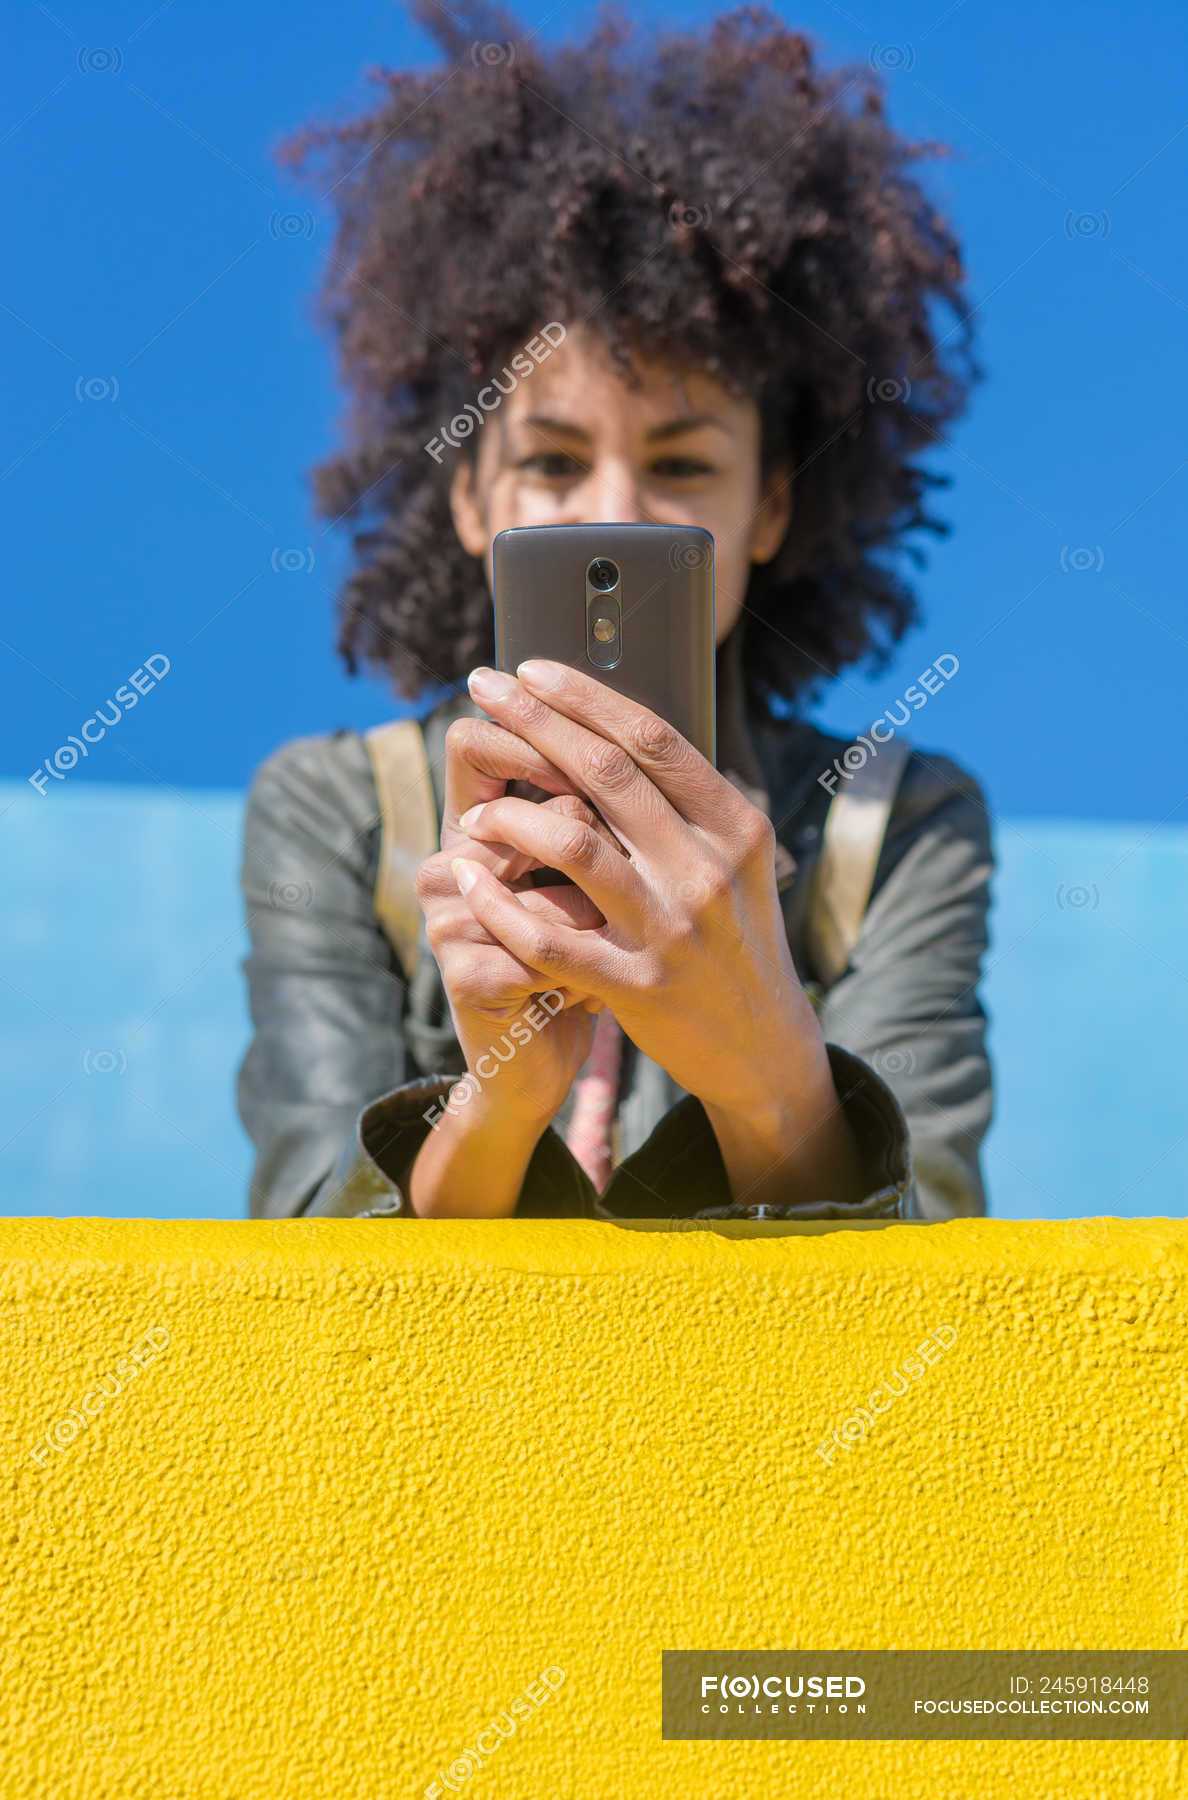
[{"left": 588, "top": 558, "right": 619, "bottom": 593}]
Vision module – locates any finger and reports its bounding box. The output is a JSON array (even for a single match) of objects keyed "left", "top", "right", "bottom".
[
  {"left": 416, "top": 806, "right": 614, "bottom": 903},
  {"left": 495, "top": 657, "right": 737, "bottom": 835},
  {"left": 514, "top": 878, "right": 607, "bottom": 933},
  {"left": 419, "top": 857, "right": 610, "bottom": 967},
  {"left": 423, "top": 872, "right": 608, "bottom": 1008},
  {"left": 435, "top": 932, "right": 559, "bottom": 1016},
  {"left": 433, "top": 899, "right": 599, "bottom": 1034},
  {"left": 423, "top": 870, "right": 603, "bottom": 932},
  {"left": 434, "top": 902, "right": 589, "bottom": 1017},
  {"left": 458, "top": 790, "right": 628, "bottom": 891},
  {"left": 507, "top": 893, "right": 605, "bottom": 1010},
  {"left": 416, "top": 844, "right": 538, "bottom": 916},
  {"left": 450, "top": 857, "right": 618, "bottom": 997},
  {"left": 443, "top": 714, "right": 578, "bottom": 834},
  {"left": 456, "top": 794, "right": 647, "bottom": 929},
  {"left": 538, "top": 790, "right": 628, "bottom": 851},
  {"left": 479, "top": 982, "right": 592, "bottom": 1015},
  {"left": 466, "top": 666, "right": 685, "bottom": 861}
]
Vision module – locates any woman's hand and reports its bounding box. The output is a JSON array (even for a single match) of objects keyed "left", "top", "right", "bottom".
[
  {"left": 413, "top": 709, "right": 623, "bottom": 1129},
  {"left": 452, "top": 660, "right": 822, "bottom": 1114},
  {"left": 451, "top": 659, "right": 870, "bottom": 1210}
]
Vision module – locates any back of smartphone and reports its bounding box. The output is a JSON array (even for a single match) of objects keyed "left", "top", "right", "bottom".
[{"left": 492, "top": 523, "right": 716, "bottom": 766}]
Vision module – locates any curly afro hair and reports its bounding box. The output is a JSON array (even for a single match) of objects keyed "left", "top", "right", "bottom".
[{"left": 276, "top": 1, "right": 982, "bottom": 715}]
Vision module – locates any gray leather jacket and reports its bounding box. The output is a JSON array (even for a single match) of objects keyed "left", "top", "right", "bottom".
[{"left": 237, "top": 667, "right": 994, "bottom": 1224}]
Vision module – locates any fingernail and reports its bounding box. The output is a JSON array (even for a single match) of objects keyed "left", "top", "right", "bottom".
[
  {"left": 516, "top": 658, "right": 563, "bottom": 690},
  {"left": 458, "top": 803, "right": 484, "bottom": 830},
  {"left": 468, "top": 666, "right": 517, "bottom": 703},
  {"left": 450, "top": 857, "right": 480, "bottom": 895}
]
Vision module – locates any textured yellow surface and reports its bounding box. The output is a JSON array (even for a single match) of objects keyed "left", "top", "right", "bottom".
[{"left": 1, "top": 1216, "right": 1185, "bottom": 1799}]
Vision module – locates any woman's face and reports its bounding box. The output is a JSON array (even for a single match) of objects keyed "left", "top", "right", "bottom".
[{"left": 449, "top": 324, "right": 792, "bottom": 646}]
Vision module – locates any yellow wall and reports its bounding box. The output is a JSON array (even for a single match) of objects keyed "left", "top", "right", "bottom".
[{"left": 3, "top": 1216, "right": 1184, "bottom": 1798}]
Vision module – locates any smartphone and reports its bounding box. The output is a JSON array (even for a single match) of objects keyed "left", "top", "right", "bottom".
[{"left": 491, "top": 523, "right": 716, "bottom": 766}]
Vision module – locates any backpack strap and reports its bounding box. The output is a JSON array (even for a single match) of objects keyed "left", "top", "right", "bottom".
[
  {"left": 363, "top": 718, "right": 440, "bottom": 985},
  {"left": 806, "top": 737, "right": 912, "bottom": 990}
]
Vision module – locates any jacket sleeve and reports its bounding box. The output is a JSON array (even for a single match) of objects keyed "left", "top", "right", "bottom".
[
  {"left": 235, "top": 732, "right": 597, "bottom": 1220},
  {"left": 594, "top": 1043, "right": 912, "bottom": 1222},
  {"left": 813, "top": 749, "right": 996, "bottom": 1221}
]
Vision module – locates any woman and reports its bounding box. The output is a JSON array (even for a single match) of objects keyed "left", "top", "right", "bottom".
[{"left": 237, "top": 3, "right": 994, "bottom": 1222}]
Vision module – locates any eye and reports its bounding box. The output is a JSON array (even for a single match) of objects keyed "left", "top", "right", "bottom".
[
  {"left": 651, "top": 456, "right": 715, "bottom": 478},
  {"left": 517, "top": 451, "right": 586, "bottom": 478}
]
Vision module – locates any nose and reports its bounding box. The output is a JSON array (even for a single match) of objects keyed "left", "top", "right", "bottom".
[{"left": 565, "top": 458, "right": 653, "bottom": 526}]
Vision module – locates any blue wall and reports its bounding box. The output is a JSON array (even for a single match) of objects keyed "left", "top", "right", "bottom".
[{"left": 3, "top": 0, "right": 1186, "bottom": 821}]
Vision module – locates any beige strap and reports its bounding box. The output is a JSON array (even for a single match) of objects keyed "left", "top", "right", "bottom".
[
  {"left": 363, "top": 719, "right": 440, "bottom": 984},
  {"left": 808, "top": 737, "right": 912, "bottom": 989}
]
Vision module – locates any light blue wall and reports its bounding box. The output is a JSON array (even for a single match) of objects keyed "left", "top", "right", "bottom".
[
  {"left": 987, "top": 816, "right": 1187, "bottom": 1217},
  {"left": 3, "top": 778, "right": 1183, "bottom": 1220}
]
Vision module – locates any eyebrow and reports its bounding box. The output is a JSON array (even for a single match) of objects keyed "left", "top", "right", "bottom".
[{"left": 516, "top": 412, "right": 734, "bottom": 443}]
